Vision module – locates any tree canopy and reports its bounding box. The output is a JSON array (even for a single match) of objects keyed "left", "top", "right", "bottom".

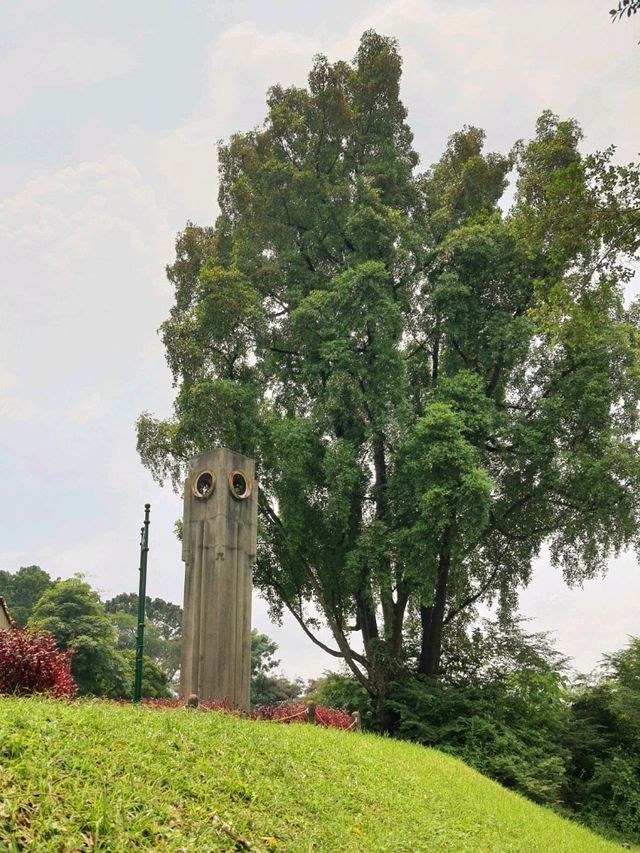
[
  {"left": 29, "top": 577, "right": 129, "bottom": 696},
  {"left": 0, "top": 565, "right": 53, "bottom": 627},
  {"left": 138, "top": 31, "right": 640, "bottom": 722},
  {"left": 105, "top": 593, "right": 182, "bottom": 682},
  {"left": 28, "top": 577, "right": 170, "bottom": 699}
]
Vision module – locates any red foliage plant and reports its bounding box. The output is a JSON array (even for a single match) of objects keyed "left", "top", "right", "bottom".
[
  {"left": 252, "top": 702, "right": 353, "bottom": 729},
  {"left": 313, "top": 705, "right": 353, "bottom": 729},
  {"left": 0, "top": 628, "right": 75, "bottom": 698},
  {"left": 135, "top": 697, "right": 353, "bottom": 730}
]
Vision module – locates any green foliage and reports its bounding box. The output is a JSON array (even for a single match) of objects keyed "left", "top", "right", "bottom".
[
  {"left": 610, "top": 1, "right": 640, "bottom": 23},
  {"left": 0, "top": 697, "right": 624, "bottom": 852},
  {"left": 137, "top": 31, "right": 640, "bottom": 715},
  {"left": 0, "top": 565, "right": 53, "bottom": 627},
  {"left": 27, "top": 580, "right": 174, "bottom": 699},
  {"left": 388, "top": 620, "right": 571, "bottom": 806},
  {"left": 29, "top": 577, "right": 128, "bottom": 698},
  {"left": 390, "top": 678, "right": 568, "bottom": 807},
  {"left": 565, "top": 638, "right": 640, "bottom": 842},
  {"left": 119, "top": 650, "right": 172, "bottom": 700},
  {"left": 250, "top": 629, "right": 302, "bottom": 706},
  {"left": 104, "top": 593, "right": 182, "bottom": 682},
  {"left": 306, "top": 671, "right": 373, "bottom": 720},
  {"left": 251, "top": 672, "right": 302, "bottom": 707}
]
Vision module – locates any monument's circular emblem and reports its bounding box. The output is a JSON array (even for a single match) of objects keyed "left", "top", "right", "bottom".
[
  {"left": 192, "top": 470, "right": 216, "bottom": 499},
  {"left": 228, "top": 469, "right": 252, "bottom": 500}
]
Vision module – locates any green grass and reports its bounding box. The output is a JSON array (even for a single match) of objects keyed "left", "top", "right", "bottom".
[{"left": 0, "top": 697, "right": 629, "bottom": 852}]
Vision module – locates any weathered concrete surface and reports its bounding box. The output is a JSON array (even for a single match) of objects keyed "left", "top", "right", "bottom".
[{"left": 180, "top": 448, "right": 257, "bottom": 709}]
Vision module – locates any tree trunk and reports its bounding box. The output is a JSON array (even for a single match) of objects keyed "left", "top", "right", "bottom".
[
  {"left": 418, "top": 544, "right": 450, "bottom": 677},
  {"left": 375, "top": 688, "right": 395, "bottom": 732},
  {"left": 368, "top": 648, "right": 397, "bottom": 732}
]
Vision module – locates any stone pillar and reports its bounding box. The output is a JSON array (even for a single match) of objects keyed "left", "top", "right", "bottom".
[{"left": 180, "top": 447, "right": 257, "bottom": 709}]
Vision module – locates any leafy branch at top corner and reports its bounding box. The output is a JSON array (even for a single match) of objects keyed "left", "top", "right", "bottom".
[{"left": 610, "top": 0, "right": 640, "bottom": 22}]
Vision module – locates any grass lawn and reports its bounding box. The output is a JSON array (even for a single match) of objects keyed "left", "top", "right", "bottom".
[{"left": 0, "top": 697, "right": 630, "bottom": 851}]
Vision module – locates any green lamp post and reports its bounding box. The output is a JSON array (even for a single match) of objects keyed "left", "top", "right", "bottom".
[{"left": 133, "top": 503, "right": 150, "bottom": 703}]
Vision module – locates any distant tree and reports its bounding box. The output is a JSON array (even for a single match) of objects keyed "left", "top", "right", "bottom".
[
  {"left": 105, "top": 597, "right": 299, "bottom": 700},
  {"left": 606, "top": 636, "right": 640, "bottom": 729},
  {"left": 138, "top": 29, "right": 640, "bottom": 727},
  {"left": 251, "top": 629, "right": 302, "bottom": 706},
  {"left": 105, "top": 593, "right": 182, "bottom": 682},
  {"left": 29, "top": 577, "right": 129, "bottom": 697},
  {"left": 118, "top": 649, "right": 172, "bottom": 699},
  {"left": 253, "top": 672, "right": 303, "bottom": 706},
  {"left": 104, "top": 593, "right": 182, "bottom": 640},
  {"left": 251, "top": 629, "right": 279, "bottom": 671},
  {"left": 0, "top": 566, "right": 53, "bottom": 627}
]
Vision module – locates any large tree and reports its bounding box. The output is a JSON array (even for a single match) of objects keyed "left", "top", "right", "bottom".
[
  {"left": 138, "top": 32, "right": 640, "bottom": 723},
  {"left": 29, "top": 577, "right": 129, "bottom": 696}
]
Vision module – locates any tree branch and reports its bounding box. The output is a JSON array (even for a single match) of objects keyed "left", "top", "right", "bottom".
[
  {"left": 268, "top": 576, "right": 344, "bottom": 659},
  {"left": 259, "top": 499, "right": 369, "bottom": 677},
  {"left": 443, "top": 565, "right": 501, "bottom": 625}
]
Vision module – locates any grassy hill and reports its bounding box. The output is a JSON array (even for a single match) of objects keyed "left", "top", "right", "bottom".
[{"left": 0, "top": 697, "right": 629, "bottom": 852}]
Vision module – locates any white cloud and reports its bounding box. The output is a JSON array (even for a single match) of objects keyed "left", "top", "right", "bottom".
[
  {"left": 0, "top": 153, "right": 176, "bottom": 594},
  {"left": 0, "top": 363, "right": 20, "bottom": 394},
  {"left": 0, "top": 21, "right": 140, "bottom": 116},
  {"left": 66, "top": 391, "right": 109, "bottom": 426},
  {"left": 135, "top": 2, "right": 637, "bottom": 236},
  {"left": 144, "top": 23, "right": 321, "bottom": 225},
  {"left": 332, "top": 0, "right": 638, "bottom": 161},
  {"left": 0, "top": 154, "right": 170, "bottom": 304},
  {"left": 0, "top": 363, "right": 37, "bottom": 421},
  {"left": 0, "top": 396, "right": 37, "bottom": 421},
  {"left": 520, "top": 550, "right": 640, "bottom": 673}
]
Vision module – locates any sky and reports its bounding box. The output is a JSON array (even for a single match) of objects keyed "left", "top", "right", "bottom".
[{"left": 1, "top": 0, "right": 639, "bottom": 681}]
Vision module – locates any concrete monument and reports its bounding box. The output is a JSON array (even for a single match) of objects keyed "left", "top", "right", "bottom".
[{"left": 180, "top": 447, "right": 257, "bottom": 709}]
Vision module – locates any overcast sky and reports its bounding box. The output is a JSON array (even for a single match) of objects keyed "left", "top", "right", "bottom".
[{"left": 1, "top": 0, "right": 638, "bottom": 681}]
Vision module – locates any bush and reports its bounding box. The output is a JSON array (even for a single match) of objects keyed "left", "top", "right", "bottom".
[
  {"left": 388, "top": 677, "right": 569, "bottom": 806},
  {"left": 306, "top": 671, "right": 373, "bottom": 722},
  {"left": 564, "top": 642, "right": 640, "bottom": 843},
  {"left": 387, "top": 621, "right": 572, "bottom": 807},
  {"left": 0, "top": 628, "right": 75, "bottom": 698}
]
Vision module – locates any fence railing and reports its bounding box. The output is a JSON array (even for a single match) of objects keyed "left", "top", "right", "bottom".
[
  {"left": 182, "top": 695, "right": 362, "bottom": 731},
  {"left": 254, "top": 701, "right": 361, "bottom": 731}
]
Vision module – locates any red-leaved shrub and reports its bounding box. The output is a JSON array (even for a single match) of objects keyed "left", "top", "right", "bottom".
[
  {"left": 0, "top": 628, "right": 75, "bottom": 698},
  {"left": 120, "top": 697, "right": 353, "bottom": 730},
  {"left": 110, "top": 697, "right": 230, "bottom": 711},
  {"left": 253, "top": 702, "right": 352, "bottom": 729},
  {"left": 313, "top": 705, "right": 353, "bottom": 729},
  {"left": 252, "top": 701, "right": 306, "bottom": 722}
]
